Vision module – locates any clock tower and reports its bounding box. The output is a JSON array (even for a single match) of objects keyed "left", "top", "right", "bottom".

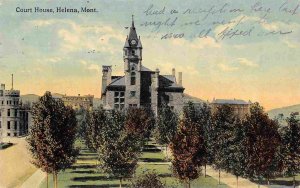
[{"left": 123, "top": 16, "right": 143, "bottom": 108}]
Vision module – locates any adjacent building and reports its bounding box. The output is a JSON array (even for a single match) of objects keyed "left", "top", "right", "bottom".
[
  {"left": 211, "top": 98, "right": 252, "bottom": 119},
  {"left": 101, "top": 18, "right": 185, "bottom": 114},
  {"left": 62, "top": 94, "right": 94, "bottom": 110},
  {"left": 0, "top": 83, "right": 30, "bottom": 138}
]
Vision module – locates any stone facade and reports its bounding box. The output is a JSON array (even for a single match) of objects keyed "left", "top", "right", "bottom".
[
  {"left": 62, "top": 94, "right": 94, "bottom": 110},
  {"left": 211, "top": 99, "right": 251, "bottom": 119},
  {"left": 0, "top": 84, "right": 30, "bottom": 138},
  {"left": 101, "top": 18, "right": 185, "bottom": 114}
]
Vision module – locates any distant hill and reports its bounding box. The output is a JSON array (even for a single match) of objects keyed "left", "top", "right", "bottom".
[
  {"left": 183, "top": 94, "right": 205, "bottom": 104},
  {"left": 268, "top": 104, "right": 300, "bottom": 119}
]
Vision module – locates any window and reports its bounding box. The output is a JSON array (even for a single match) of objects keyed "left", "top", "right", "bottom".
[
  {"left": 0, "top": 121, "right": 1, "bottom": 128},
  {"left": 7, "top": 121, "right": 10, "bottom": 129},
  {"left": 130, "top": 91, "right": 136, "bottom": 97},
  {"left": 131, "top": 72, "right": 136, "bottom": 85},
  {"left": 14, "top": 121, "right": 17, "bottom": 130},
  {"left": 7, "top": 133, "right": 10, "bottom": 137},
  {"left": 14, "top": 109, "right": 18, "bottom": 117},
  {"left": 14, "top": 133, "right": 17, "bottom": 137},
  {"left": 114, "top": 91, "right": 125, "bottom": 110},
  {"left": 7, "top": 109, "right": 10, "bottom": 117},
  {"left": 129, "top": 104, "right": 138, "bottom": 108},
  {"left": 132, "top": 50, "right": 135, "bottom": 56}
]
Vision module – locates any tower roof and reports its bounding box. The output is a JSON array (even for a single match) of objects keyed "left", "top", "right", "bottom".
[
  {"left": 124, "top": 15, "right": 141, "bottom": 48},
  {"left": 128, "top": 15, "right": 138, "bottom": 41}
]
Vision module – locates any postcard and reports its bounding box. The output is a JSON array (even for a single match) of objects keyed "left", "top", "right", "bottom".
[{"left": 0, "top": 0, "right": 300, "bottom": 188}]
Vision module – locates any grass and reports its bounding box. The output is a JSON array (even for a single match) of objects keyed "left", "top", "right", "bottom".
[
  {"left": 40, "top": 139, "right": 227, "bottom": 188},
  {"left": 251, "top": 175, "right": 300, "bottom": 188}
]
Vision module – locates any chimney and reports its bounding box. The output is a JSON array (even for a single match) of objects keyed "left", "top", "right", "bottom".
[
  {"left": 11, "top": 74, "right": 14, "bottom": 90},
  {"left": 178, "top": 72, "right": 182, "bottom": 86},
  {"left": 172, "top": 68, "right": 175, "bottom": 77},
  {"left": 101, "top": 66, "right": 112, "bottom": 97}
]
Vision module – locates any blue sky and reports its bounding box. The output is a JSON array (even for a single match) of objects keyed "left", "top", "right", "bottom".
[{"left": 0, "top": 0, "right": 300, "bottom": 110}]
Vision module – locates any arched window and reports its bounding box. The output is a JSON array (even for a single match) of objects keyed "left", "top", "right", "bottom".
[{"left": 131, "top": 72, "right": 136, "bottom": 85}]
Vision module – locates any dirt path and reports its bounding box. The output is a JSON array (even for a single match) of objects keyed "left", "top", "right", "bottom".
[
  {"left": 204, "top": 166, "right": 267, "bottom": 188},
  {"left": 0, "top": 137, "right": 37, "bottom": 188}
]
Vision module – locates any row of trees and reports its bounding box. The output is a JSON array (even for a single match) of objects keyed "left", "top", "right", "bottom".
[
  {"left": 28, "top": 92, "right": 300, "bottom": 188},
  {"left": 167, "top": 102, "right": 300, "bottom": 188}
]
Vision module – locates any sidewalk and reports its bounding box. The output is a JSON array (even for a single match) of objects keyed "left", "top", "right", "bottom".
[
  {"left": 20, "top": 169, "right": 46, "bottom": 188},
  {"left": 205, "top": 166, "right": 267, "bottom": 188}
]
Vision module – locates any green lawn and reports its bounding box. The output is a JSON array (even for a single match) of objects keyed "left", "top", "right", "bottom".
[
  {"left": 253, "top": 175, "right": 300, "bottom": 188},
  {"left": 40, "top": 140, "right": 227, "bottom": 188}
]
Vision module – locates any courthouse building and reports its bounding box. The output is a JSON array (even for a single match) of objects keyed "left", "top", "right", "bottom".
[{"left": 101, "top": 18, "right": 185, "bottom": 114}]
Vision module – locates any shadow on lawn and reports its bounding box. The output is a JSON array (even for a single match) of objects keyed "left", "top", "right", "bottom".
[
  {"left": 142, "top": 148, "right": 161, "bottom": 152},
  {"left": 158, "top": 173, "right": 173, "bottom": 178},
  {"left": 139, "top": 158, "right": 166, "bottom": 162},
  {"left": 72, "top": 176, "right": 118, "bottom": 182},
  {"left": 253, "top": 179, "right": 300, "bottom": 186},
  {"left": 71, "top": 164, "right": 97, "bottom": 170},
  {"left": 69, "top": 184, "right": 129, "bottom": 188},
  {"left": 71, "top": 170, "right": 96, "bottom": 174}
]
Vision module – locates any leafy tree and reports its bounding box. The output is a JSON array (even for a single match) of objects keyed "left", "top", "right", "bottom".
[
  {"left": 226, "top": 118, "right": 247, "bottom": 187},
  {"left": 98, "top": 109, "right": 141, "bottom": 188},
  {"left": 85, "top": 107, "right": 107, "bottom": 151},
  {"left": 76, "top": 108, "right": 89, "bottom": 140},
  {"left": 170, "top": 102, "right": 205, "bottom": 188},
  {"left": 27, "top": 92, "right": 78, "bottom": 188},
  {"left": 130, "top": 171, "right": 165, "bottom": 188},
  {"left": 196, "top": 103, "right": 213, "bottom": 177},
  {"left": 210, "top": 104, "right": 236, "bottom": 184},
  {"left": 125, "top": 107, "right": 155, "bottom": 144},
  {"left": 153, "top": 103, "right": 178, "bottom": 158},
  {"left": 243, "top": 103, "right": 283, "bottom": 186},
  {"left": 282, "top": 112, "right": 300, "bottom": 187}
]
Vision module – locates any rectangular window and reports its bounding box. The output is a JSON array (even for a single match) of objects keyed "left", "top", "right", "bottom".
[
  {"left": 7, "top": 121, "right": 10, "bottom": 129},
  {"left": 0, "top": 121, "right": 1, "bottom": 128},
  {"left": 7, "top": 109, "right": 10, "bottom": 117},
  {"left": 130, "top": 91, "right": 136, "bottom": 97},
  {"left": 7, "top": 133, "right": 10, "bottom": 137},
  {"left": 114, "top": 91, "right": 125, "bottom": 110},
  {"left": 14, "top": 121, "right": 17, "bottom": 130},
  {"left": 14, "top": 109, "right": 18, "bottom": 117},
  {"left": 14, "top": 133, "right": 17, "bottom": 137}
]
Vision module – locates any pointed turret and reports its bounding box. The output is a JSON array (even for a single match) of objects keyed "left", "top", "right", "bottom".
[
  {"left": 128, "top": 15, "right": 138, "bottom": 42},
  {"left": 137, "top": 36, "right": 142, "bottom": 48}
]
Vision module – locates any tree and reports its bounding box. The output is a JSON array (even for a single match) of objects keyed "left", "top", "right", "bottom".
[
  {"left": 196, "top": 103, "right": 213, "bottom": 177},
  {"left": 27, "top": 92, "right": 78, "bottom": 188},
  {"left": 210, "top": 104, "right": 236, "bottom": 184},
  {"left": 226, "top": 118, "right": 247, "bottom": 187},
  {"left": 170, "top": 102, "right": 205, "bottom": 188},
  {"left": 125, "top": 107, "right": 155, "bottom": 144},
  {"left": 85, "top": 107, "right": 107, "bottom": 151},
  {"left": 282, "top": 112, "right": 300, "bottom": 188},
  {"left": 76, "top": 107, "right": 89, "bottom": 140},
  {"left": 243, "top": 103, "right": 283, "bottom": 186},
  {"left": 98, "top": 110, "right": 141, "bottom": 188},
  {"left": 131, "top": 171, "right": 165, "bottom": 188},
  {"left": 153, "top": 103, "right": 178, "bottom": 158}
]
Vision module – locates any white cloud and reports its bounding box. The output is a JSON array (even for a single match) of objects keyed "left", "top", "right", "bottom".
[
  {"left": 87, "top": 64, "right": 101, "bottom": 73},
  {"left": 237, "top": 58, "right": 258, "bottom": 68},
  {"left": 218, "top": 63, "right": 239, "bottom": 72}
]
